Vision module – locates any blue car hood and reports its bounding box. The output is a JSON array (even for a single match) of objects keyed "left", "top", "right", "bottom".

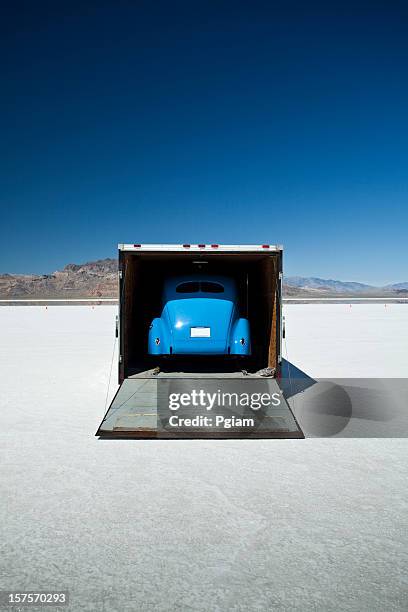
[{"left": 163, "top": 298, "right": 235, "bottom": 354}]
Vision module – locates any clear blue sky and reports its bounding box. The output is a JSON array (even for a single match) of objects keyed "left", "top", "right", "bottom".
[{"left": 1, "top": 1, "right": 408, "bottom": 284}]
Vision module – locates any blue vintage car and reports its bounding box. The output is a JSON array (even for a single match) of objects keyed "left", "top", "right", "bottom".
[{"left": 148, "top": 275, "right": 251, "bottom": 356}]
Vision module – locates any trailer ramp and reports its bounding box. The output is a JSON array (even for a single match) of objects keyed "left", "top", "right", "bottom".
[{"left": 96, "top": 376, "right": 304, "bottom": 439}]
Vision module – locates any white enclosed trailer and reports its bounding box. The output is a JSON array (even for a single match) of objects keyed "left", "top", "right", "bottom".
[{"left": 96, "top": 244, "right": 303, "bottom": 438}]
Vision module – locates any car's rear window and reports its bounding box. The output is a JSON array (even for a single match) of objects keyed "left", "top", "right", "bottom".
[
  {"left": 176, "top": 282, "right": 200, "bottom": 293},
  {"left": 201, "top": 282, "right": 224, "bottom": 293},
  {"left": 176, "top": 281, "right": 225, "bottom": 293}
]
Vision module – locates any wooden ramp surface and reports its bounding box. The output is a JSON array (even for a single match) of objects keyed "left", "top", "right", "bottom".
[{"left": 97, "top": 377, "right": 304, "bottom": 439}]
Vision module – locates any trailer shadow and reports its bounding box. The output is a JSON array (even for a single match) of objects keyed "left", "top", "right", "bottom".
[
  {"left": 280, "top": 360, "right": 406, "bottom": 437},
  {"left": 279, "top": 359, "right": 316, "bottom": 399}
]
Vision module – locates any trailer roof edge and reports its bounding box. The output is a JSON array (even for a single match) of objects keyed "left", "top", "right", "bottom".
[{"left": 118, "top": 244, "right": 283, "bottom": 252}]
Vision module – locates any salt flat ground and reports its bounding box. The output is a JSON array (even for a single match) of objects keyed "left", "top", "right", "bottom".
[
  {"left": 284, "top": 303, "right": 408, "bottom": 377},
  {"left": 0, "top": 305, "right": 407, "bottom": 611}
]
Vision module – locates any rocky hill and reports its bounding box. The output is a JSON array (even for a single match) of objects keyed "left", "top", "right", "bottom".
[{"left": 0, "top": 259, "right": 118, "bottom": 298}]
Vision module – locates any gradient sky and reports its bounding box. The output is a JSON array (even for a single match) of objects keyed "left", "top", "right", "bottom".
[{"left": 1, "top": 1, "right": 408, "bottom": 284}]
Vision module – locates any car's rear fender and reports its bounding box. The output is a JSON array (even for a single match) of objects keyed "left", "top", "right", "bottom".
[
  {"left": 229, "top": 318, "right": 251, "bottom": 355},
  {"left": 148, "top": 317, "right": 172, "bottom": 355}
]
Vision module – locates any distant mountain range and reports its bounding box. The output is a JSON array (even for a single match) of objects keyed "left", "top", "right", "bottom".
[
  {"left": 384, "top": 282, "right": 408, "bottom": 291},
  {"left": 285, "top": 277, "right": 408, "bottom": 295},
  {"left": 0, "top": 259, "right": 407, "bottom": 299}
]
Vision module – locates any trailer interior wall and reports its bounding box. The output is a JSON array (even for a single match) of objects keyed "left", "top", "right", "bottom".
[{"left": 119, "top": 251, "right": 282, "bottom": 381}]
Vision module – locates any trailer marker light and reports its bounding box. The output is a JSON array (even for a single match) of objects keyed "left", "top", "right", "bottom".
[
  {"left": 133, "top": 244, "right": 141, "bottom": 248},
  {"left": 262, "top": 244, "right": 270, "bottom": 249},
  {"left": 211, "top": 244, "right": 219, "bottom": 248},
  {"left": 198, "top": 244, "right": 206, "bottom": 248},
  {"left": 183, "top": 244, "right": 191, "bottom": 248}
]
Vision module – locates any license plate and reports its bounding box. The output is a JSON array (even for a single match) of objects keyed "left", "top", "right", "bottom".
[{"left": 190, "top": 327, "right": 211, "bottom": 337}]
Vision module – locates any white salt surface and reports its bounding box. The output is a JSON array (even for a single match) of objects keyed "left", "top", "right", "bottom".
[
  {"left": 0, "top": 305, "right": 407, "bottom": 611},
  {"left": 283, "top": 303, "right": 408, "bottom": 377}
]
